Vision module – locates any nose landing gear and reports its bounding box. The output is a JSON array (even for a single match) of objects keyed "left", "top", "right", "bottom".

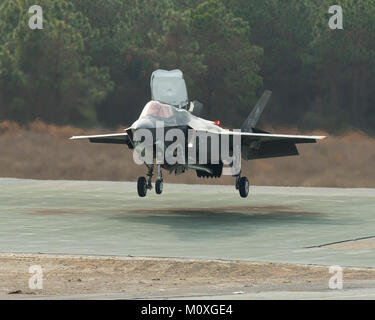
[
  {"left": 155, "top": 163, "right": 163, "bottom": 195},
  {"left": 155, "top": 179, "right": 163, "bottom": 194},
  {"left": 137, "top": 164, "right": 163, "bottom": 197}
]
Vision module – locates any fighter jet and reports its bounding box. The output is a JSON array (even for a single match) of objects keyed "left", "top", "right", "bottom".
[{"left": 71, "top": 69, "right": 326, "bottom": 198}]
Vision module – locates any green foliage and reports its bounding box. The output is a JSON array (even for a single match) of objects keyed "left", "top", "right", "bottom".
[
  {"left": 230, "top": 0, "right": 375, "bottom": 133},
  {"left": 0, "top": 0, "right": 375, "bottom": 134},
  {"left": 0, "top": 0, "right": 113, "bottom": 126},
  {"left": 189, "top": 0, "right": 263, "bottom": 123},
  {"left": 302, "top": 0, "right": 375, "bottom": 132}
]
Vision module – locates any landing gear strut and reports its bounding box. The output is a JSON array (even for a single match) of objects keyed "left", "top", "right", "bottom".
[
  {"left": 146, "top": 164, "right": 153, "bottom": 190},
  {"left": 155, "top": 164, "right": 163, "bottom": 195},
  {"left": 235, "top": 172, "right": 250, "bottom": 198}
]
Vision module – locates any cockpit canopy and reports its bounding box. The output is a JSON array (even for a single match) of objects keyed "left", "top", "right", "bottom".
[
  {"left": 140, "top": 101, "right": 174, "bottom": 119},
  {"left": 150, "top": 69, "right": 188, "bottom": 107}
]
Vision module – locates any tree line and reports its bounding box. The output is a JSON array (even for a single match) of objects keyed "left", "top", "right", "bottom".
[{"left": 0, "top": 0, "right": 374, "bottom": 134}]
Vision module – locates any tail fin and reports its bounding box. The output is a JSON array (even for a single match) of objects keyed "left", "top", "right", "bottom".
[{"left": 241, "top": 90, "right": 272, "bottom": 132}]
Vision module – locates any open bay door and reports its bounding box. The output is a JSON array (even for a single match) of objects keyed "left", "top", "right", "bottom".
[{"left": 150, "top": 69, "right": 188, "bottom": 108}]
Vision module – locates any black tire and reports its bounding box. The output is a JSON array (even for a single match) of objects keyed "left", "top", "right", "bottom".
[
  {"left": 137, "top": 177, "right": 147, "bottom": 197},
  {"left": 155, "top": 179, "right": 163, "bottom": 195},
  {"left": 239, "top": 177, "right": 249, "bottom": 198}
]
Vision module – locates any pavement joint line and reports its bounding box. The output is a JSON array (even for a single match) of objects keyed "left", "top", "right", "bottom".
[{"left": 305, "top": 235, "right": 375, "bottom": 249}]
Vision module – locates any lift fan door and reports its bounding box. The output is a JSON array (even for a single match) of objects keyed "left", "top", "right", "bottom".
[{"left": 150, "top": 69, "right": 188, "bottom": 108}]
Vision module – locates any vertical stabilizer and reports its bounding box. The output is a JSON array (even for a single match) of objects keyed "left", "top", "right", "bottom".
[{"left": 241, "top": 90, "right": 272, "bottom": 132}]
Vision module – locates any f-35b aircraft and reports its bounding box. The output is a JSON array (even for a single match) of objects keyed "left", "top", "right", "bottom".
[{"left": 71, "top": 69, "right": 326, "bottom": 198}]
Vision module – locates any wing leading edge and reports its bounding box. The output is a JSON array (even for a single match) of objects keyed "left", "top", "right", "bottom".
[
  {"left": 70, "top": 132, "right": 130, "bottom": 145},
  {"left": 195, "top": 129, "right": 326, "bottom": 142}
]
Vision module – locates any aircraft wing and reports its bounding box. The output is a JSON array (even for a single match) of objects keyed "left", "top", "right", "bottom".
[
  {"left": 70, "top": 132, "right": 131, "bottom": 145},
  {"left": 195, "top": 129, "right": 326, "bottom": 160},
  {"left": 196, "top": 129, "right": 326, "bottom": 142},
  {"left": 219, "top": 131, "right": 325, "bottom": 143}
]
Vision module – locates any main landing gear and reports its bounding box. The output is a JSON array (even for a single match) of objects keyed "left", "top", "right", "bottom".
[
  {"left": 235, "top": 172, "right": 250, "bottom": 198},
  {"left": 137, "top": 164, "right": 163, "bottom": 197},
  {"left": 137, "top": 166, "right": 249, "bottom": 198}
]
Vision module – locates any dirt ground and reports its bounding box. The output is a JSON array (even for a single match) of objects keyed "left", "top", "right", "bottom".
[{"left": 1, "top": 253, "right": 375, "bottom": 299}]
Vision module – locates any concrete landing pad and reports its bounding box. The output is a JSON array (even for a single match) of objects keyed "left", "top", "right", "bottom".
[{"left": 0, "top": 179, "right": 374, "bottom": 267}]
